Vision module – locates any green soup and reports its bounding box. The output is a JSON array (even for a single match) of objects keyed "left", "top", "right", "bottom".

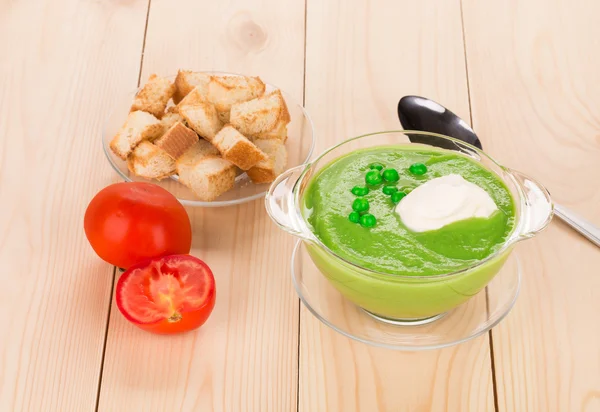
[{"left": 303, "top": 146, "right": 516, "bottom": 277}]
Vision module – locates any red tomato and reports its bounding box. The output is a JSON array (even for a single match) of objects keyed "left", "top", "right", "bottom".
[
  {"left": 84, "top": 182, "right": 192, "bottom": 269},
  {"left": 116, "top": 254, "right": 216, "bottom": 334}
]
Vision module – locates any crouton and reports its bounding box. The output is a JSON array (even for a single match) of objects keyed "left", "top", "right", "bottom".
[
  {"left": 176, "top": 86, "right": 209, "bottom": 109},
  {"left": 229, "top": 90, "right": 290, "bottom": 136},
  {"left": 212, "top": 125, "right": 267, "bottom": 170},
  {"left": 208, "top": 76, "right": 265, "bottom": 125},
  {"left": 207, "top": 75, "right": 266, "bottom": 113},
  {"left": 173, "top": 70, "right": 212, "bottom": 104},
  {"left": 127, "top": 141, "right": 175, "bottom": 180},
  {"left": 176, "top": 139, "right": 220, "bottom": 169},
  {"left": 178, "top": 102, "right": 222, "bottom": 141},
  {"left": 253, "top": 121, "right": 288, "bottom": 142},
  {"left": 110, "top": 111, "right": 163, "bottom": 160},
  {"left": 161, "top": 107, "right": 184, "bottom": 130},
  {"left": 176, "top": 142, "right": 236, "bottom": 201},
  {"left": 218, "top": 111, "right": 231, "bottom": 124},
  {"left": 154, "top": 122, "right": 199, "bottom": 160},
  {"left": 130, "top": 74, "right": 176, "bottom": 118},
  {"left": 246, "top": 139, "right": 288, "bottom": 184}
]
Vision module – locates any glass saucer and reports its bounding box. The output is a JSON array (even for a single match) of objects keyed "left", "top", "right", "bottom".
[{"left": 291, "top": 241, "right": 521, "bottom": 351}]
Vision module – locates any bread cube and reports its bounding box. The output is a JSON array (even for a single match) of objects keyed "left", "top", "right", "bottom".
[
  {"left": 176, "top": 86, "right": 208, "bottom": 109},
  {"left": 173, "top": 70, "right": 211, "bottom": 104},
  {"left": 161, "top": 107, "right": 184, "bottom": 130},
  {"left": 212, "top": 125, "right": 267, "bottom": 170},
  {"left": 176, "top": 146, "right": 236, "bottom": 201},
  {"left": 253, "top": 121, "right": 288, "bottom": 142},
  {"left": 229, "top": 90, "right": 290, "bottom": 136},
  {"left": 178, "top": 102, "right": 222, "bottom": 141},
  {"left": 246, "top": 139, "right": 288, "bottom": 184},
  {"left": 127, "top": 141, "right": 175, "bottom": 180},
  {"left": 110, "top": 111, "right": 163, "bottom": 160},
  {"left": 207, "top": 75, "right": 266, "bottom": 113},
  {"left": 130, "top": 74, "right": 176, "bottom": 118},
  {"left": 154, "top": 122, "right": 199, "bottom": 160},
  {"left": 177, "top": 140, "right": 220, "bottom": 169}
]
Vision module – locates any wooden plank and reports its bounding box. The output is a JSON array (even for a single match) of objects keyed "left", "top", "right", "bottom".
[
  {"left": 0, "top": 0, "right": 148, "bottom": 410},
  {"left": 462, "top": 0, "right": 600, "bottom": 410},
  {"left": 97, "top": 0, "right": 306, "bottom": 410},
  {"left": 299, "top": 0, "right": 495, "bottom": 411}
]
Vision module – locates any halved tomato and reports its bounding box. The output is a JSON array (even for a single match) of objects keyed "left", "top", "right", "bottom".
[{"left": 116, "top": 255, "right": 216, "bottom": 334}]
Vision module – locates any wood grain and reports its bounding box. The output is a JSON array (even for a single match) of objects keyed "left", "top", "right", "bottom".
[
  {"left": 96, "top": 0, "right": 306, "bottom": 410},
  {"left": 0, "top": 0, "right": 148, "bottom": 410},
  {"left": 462, "top": 0, "right": 600, "bottom": 410},
  {"left": 299, "top": 0, "right": 495, "bottom": 411}
]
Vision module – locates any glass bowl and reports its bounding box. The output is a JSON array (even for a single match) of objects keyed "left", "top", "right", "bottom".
[
  {"left": 267, "top": 131, "right": 553, "bottom": 324},
  {"left": 102, "top": 72, "right": 315, "bottom": 207}
]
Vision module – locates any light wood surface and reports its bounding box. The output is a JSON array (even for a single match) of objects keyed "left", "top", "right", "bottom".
[
  {"left": 463, "top": 1, "right": 600, "bottom": 411},
  {"left": 1, "top": 0, "right": 599, "bottom": 410},
  {"left": 0, "top": 0, "right": 147, "bottom": 410}
]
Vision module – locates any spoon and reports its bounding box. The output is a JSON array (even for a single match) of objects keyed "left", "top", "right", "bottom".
[{"left": 397, "top": 95, "right": 600, "bottom": 248}]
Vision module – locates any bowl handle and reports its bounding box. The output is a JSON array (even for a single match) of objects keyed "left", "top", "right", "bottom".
[
  {"left": 265, "top": 165, "right": 315, "bottom": 241},
  {"left": 508, "top": 169, "right": 554, "bottom": 239}
]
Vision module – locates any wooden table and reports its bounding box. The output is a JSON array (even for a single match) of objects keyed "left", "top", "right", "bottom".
[{"left": 2, "top": 0, "right": 600, "bottom": 410}]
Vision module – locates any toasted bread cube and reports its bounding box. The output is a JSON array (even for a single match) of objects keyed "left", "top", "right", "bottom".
[
  {"left": 209, "top": 76, "right": 265, "bottom": 124},
  {"left": 161, "top": 107, "right": 184, "bottom": 129},
  {"left": 177, "top": 86, "right": 209, "bottom": 109},
  {"left": 173, "top": 71, "right": 212, "bottom": 104},
  {"left": 218, "top": 111, "right": 231, "bottom": 124},
  {"left": 179, "top": 102, "right": 222, "bottom": 141},
  {"left": 110, "top": 111, "right": 163, "bottom": 160},
  {"left": 230, "top": 90, "right": 290, "bottom": 136},
  {"left": 130, "top": 74, "right": 176, "bottom": 118},
  {"left": 253, "top": 121, "right": 288, "bottom": 142},
  {"left": 154, "top": 122, "right": 199, "bottom": 160},
  {"left": 246, "top": 139, "right": 288, "bottom": 184},
  {"left": 212, "top": 125, "right": 267, "bottom": 170},
  {"left": 127, "top": 141, "right": 175, "bottom": 180},
  {"left": 179, "top": 139, "right": 220, "bottom": 163},
  {"left": 208, "top": 75, "right": 266, "bottom": 113},
  {"left": 177, "top": 156, "right": 236, "bottom": 201},
  {"left": 176, "top": 139, "right": 220, "bottom": 170}
]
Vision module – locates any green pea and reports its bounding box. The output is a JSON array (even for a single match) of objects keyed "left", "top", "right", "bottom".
[
  {"left": 391, "top": 191, "right": 407, "bottom": 204},
  {"left": 348, "top": 211, "right": 360, "bottom": 223},
  {"left": 382, "top": 186, "right": 398, "bottom": 195},
  {"left": 365, "top": 170, "right": 383, "bottom": 186},
  {"left": 359, "top": 213, "right": 377, "bottom": 228},
  {"left": 368, "top": 163, "right": 385, "bottom": 171},
  {"left": 382, "top": 168, "right": 400, "bottom": 182},
  {"left": 409, "top": 163, "right": 427, "bottom": 175},
  {"left": 352, "top": 198, "right": 370, "bottom": 213},
  {"left": 351, "top": 186, "right": 369, "bottom": 196}
]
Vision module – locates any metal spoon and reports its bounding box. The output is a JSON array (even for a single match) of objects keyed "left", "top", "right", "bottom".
[{"left": 397, "top": 95, "right": 600, "bottom": 248}]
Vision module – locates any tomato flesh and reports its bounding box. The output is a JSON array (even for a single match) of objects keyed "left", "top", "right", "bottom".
[{"left": 116, "top": 255, "right": 216, "bottom": 334}]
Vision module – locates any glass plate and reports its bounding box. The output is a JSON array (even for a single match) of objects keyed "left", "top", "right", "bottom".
[
  {"left": 102, "top": 72, "right": 315, "bottom": 207},
  {"left": 291, "top": 241, "right": 521, "bottom": 351}
]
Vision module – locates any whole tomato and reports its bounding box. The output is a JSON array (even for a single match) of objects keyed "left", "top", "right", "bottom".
[{"left": 84, "top": 182, "right": 192, "bottom": 269}]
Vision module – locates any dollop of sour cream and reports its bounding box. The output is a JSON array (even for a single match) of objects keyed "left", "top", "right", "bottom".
[{"left": 396, "top": 174, "right": 498, "bottom": 232}]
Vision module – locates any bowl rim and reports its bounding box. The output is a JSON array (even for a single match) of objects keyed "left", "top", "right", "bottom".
[
  {"left": 293, "top": 130, "right": 531, "bottom": 280},
  {"left": 102, "top": 71, "right": 316, "bottom": 208}
]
